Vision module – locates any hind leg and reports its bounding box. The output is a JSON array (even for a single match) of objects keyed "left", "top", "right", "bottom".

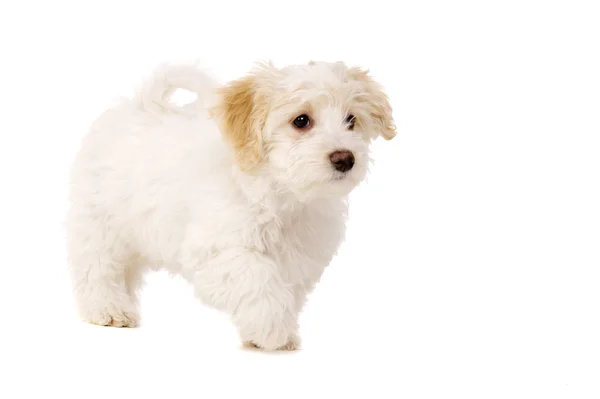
[
  {"left": 67, "top": 212, "right": 140, "bottom": 328},
  {"left": 69, "top": 253, "right": 140, "bottom": 328}
]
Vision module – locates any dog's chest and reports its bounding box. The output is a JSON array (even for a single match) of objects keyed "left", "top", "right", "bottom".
[{"left": 255, "top": 201, "right": 348, "bottom": 285}]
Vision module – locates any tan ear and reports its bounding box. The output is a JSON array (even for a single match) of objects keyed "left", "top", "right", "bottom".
[
  {"left": 211, "top": 74, "right": 270, "bottom": 170},
  {"left": 348, "top": 68, "right": 397, "bottom": 140}
]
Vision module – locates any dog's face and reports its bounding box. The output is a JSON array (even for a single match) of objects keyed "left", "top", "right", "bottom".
[{"left": 212, "top": 61, "right": 395, "bottom": 200}]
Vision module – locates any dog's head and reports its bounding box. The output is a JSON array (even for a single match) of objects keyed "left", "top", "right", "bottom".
[{"left": 211, "top": 61, "right": 395, "bottom": 200}]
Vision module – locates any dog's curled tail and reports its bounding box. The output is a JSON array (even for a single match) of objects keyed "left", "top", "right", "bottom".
[{"left": 134, "top": 63, "right": 218, "bottom": 117}]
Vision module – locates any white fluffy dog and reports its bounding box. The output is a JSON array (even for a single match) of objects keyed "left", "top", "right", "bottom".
[{"left": 67, "top": 61, "right": 396, "bottom": 350}]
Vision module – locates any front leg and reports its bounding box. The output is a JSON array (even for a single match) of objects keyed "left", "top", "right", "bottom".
[{"left": 192, "top": 248, "right": 299, "bottom": 351}]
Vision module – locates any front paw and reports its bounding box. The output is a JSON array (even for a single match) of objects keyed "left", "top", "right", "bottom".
[{"left": 243, "top": 334, "right": 300, "bottom": 351}]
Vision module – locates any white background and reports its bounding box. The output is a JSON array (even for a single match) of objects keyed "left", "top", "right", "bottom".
[{"left": 1, "top": 1, "right": 599, "bottom": 398}]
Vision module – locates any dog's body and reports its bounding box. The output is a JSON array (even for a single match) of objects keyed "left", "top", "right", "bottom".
[{"left": 67, "top": 62, "right": 395, "bottom": 350}]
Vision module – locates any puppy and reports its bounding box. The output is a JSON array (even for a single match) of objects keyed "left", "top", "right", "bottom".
[{"left": 67, "top": 61, "right": 396, "bottom": 350}]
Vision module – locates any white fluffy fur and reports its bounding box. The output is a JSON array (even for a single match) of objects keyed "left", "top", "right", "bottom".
[{"left": 67, "top": 61, "right": 394, "bottom": 350}]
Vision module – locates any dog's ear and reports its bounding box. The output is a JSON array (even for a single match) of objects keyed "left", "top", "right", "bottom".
[
  {"left": 211, "top": 71, "right": 271, "bottom": 171},
  {"left": 348, "top": 67, "right": 397, "bottom": 141}
]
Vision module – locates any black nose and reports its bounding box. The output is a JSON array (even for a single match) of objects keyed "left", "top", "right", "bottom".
[{"left": 329, "top": 150, "right": 355, "bottom": 172}]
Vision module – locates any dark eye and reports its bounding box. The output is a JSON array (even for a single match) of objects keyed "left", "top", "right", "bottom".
[
  {"left": 346, "top": 114, "right": 356, "bottom": 130},
  {"left": 293, "top": 114, "right": 311, "bottom": 129}
]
